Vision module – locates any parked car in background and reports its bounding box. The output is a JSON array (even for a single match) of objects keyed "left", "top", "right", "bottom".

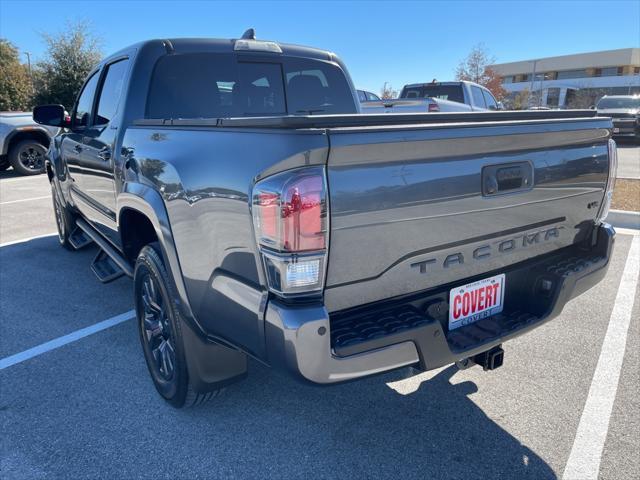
[
  {"left": 360, "top": 80, "right": 502, "bottom": 114},
  {"left": 596, "top": 95, "right": 640, "bottom": 141},
  {"left": 35, "top": 32, "right": 616, "bottom": 409},
  {"left": 0, "top": 112, "right": 59, "bottom": 175},
  {"left": 357, "top": 89, "right": 381, "bottom": 102}
]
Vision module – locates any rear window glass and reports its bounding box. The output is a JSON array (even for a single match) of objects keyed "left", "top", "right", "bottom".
[
  {"left": 283, "top": 58, "right": 356, "bottom": 115},
  {"left": 146, "top": 53, "right": 356, "bottom": 118},
  {"left": 597, "top": 97, "right": 640, "bottom": 109},
  {"left": 401, "top": 85, "right": 465, "bottom": 104}
]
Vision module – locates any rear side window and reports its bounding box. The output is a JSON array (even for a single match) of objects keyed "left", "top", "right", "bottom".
[
  {"left": 95, "top": 59, "right": 129, "bottom": 125},
  {"left": 146, "top": 53, "right": 357, "bottom": 118},
  {"left": 471, "top": 86, "right": 487, "bottom": 108},
  {"left": 366, "top": 91, "right": 380, "bottom": 101}
]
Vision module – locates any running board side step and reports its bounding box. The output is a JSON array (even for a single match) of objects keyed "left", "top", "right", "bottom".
[
  {"left": 76, "top": 218, "right": 134, "bottom": 282},
  {"left": 68, "top": 226, "right": 93, "bottom": 250}
]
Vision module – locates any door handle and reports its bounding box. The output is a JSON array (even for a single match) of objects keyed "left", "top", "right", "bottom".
[
  {"left": 74, "top": 144, "right": 83, "bottom": 153},
  {"left": 97, "top": 147, "right": 112, "bottom": 161}
]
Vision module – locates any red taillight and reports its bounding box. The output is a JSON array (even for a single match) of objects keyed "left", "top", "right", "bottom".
[
  {"left": 428, "top": 103, "right": 440, "bottom": 112},
  {"left": 252, "top": 167, "right": 327, "bottom": 295},
  {"left": 254, "top": 168, "right": 326, "bottom": 253}
]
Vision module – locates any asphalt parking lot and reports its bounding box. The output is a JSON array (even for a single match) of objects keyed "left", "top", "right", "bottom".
[{"left": 0, "top": 161, "right": 639, "bottom": 479}]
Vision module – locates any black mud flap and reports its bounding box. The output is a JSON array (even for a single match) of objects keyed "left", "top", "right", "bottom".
[{"left": 180, "top": 318, "right": 248, "bottom": 393}]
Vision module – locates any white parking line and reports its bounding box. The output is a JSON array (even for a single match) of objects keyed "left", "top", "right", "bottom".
[
  {"left": 0, "top": 195, "right": 51, "bottom": 205},
  {"left": 563, "top": 234, "right": 640, "bottom": 480},
  {"left": 0, "top": 310, "right": 135, "bottom": 370},
  {"left": 0, "top": 232, "right": 58, "bottom": 247}
]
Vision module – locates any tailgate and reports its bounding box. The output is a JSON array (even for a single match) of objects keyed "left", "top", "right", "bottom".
[{"left": 324, "top": 117, "right": 611, "bottom": 312}]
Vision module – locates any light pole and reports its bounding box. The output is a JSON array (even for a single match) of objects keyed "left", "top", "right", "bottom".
[
  {"left": 24, "top": 52, "right": 32, "bottom": 77},
  {"left": 529, "top": 59, "right": 538, "bottom": 108},
  {"left": 24, "top": 52, "right": 34, "bottom": 94}
]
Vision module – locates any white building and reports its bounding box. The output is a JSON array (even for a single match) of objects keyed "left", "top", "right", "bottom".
[{"left": 490, "top": 48, "right": 640, "bottom": 108}]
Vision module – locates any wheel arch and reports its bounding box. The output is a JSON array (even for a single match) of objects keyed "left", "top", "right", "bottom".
[
  {"left": 6, "top": 128, "right": 52, "bottom": 156},
  {"left": 118, "top": 183, "right": 199, "bottom": 333}
]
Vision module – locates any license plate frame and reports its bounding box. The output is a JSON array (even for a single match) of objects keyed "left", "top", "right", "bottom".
[{"left": 448, "top": 273, "right": 505, "bottom": 330}]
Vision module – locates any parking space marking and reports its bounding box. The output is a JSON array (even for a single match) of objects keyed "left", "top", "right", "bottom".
[
  {"left": 0, "top": 310, "right": 135, "bottom": 370},
  {"left": 0, "top": 195, "right": 51, "bottom": 205},
  {"left": 0, "top": 232, "right": 58, "bottom": 247},
  {"left": 563, "top": 234, "right": 640, "bottom": 480}
]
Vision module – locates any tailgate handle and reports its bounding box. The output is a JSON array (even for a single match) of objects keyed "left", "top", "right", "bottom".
[{"left": 482, "top": 162, "right": 533, "bottom": 196}]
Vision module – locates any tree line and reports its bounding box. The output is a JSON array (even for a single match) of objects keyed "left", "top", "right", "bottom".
[{"left": 0, "top": 21, "right": 102, "bottom": 111}]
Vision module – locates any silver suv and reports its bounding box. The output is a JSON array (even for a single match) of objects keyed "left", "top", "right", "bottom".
[{"left": 0, "top": 112, "right": 59, "bottom": 175}]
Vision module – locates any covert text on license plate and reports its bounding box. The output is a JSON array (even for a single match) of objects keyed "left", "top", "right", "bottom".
[{"left": 449, "top": 274, "right": 505, "bottom": 330}]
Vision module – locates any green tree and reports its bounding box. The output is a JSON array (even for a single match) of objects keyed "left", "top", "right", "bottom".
[
  {"left": 33, "top": 21, "right": 102, "bottom": 108},
  {"left": 0, "top": 39, "right": 33, "bottom": 111}
]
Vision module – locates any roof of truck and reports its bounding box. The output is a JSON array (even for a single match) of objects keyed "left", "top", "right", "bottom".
[{"left": 105, "top": 36, "right": 335, "bottom": 64}]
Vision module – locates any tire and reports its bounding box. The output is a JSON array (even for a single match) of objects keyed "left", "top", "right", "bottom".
[
  {"left": 9, "top": 139, "right": 47, "bottom": 175},
  {"left": 134, "top": 243, "right": 221, "bottom": 408},
  {"left": 51, "top": 181, "right": 75, "bottom": 251}
]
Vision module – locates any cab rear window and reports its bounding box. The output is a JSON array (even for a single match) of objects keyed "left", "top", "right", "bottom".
[{"left": 146, "top": 53, "right": 356, "bottom": 118}]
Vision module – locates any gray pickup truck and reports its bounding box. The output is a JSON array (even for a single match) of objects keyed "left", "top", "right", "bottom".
[
  {"left": 0, "top": 112, "right": 58, "bottom": 175},
  {"left": 596, "top": 95, "right": 640, "bottom": 141},
  {"left": 34, "top": 31, "right": 617, "bottom": 408}
]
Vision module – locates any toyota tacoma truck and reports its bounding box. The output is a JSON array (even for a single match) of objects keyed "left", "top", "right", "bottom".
[{"left": 34, "top": 31, "right": 617, "bottom": 408}]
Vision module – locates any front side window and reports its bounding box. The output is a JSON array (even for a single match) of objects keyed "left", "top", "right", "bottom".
[
  {"left": 482, "top": 89, "right": 498, "bottom": 109},
  {"left": 74, "top": 72, "right": 100, "bottom": 128},
  {"left": 471, "top": 86, "right": 487, "bottom": 108},
  {"left": 95, "top": 59, "right": 129, "bottom": 126}
]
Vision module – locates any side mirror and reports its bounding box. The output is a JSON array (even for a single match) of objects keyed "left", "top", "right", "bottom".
[
  {"left": 33, "top": 104, "right": 69, "bottom": 128},
  {"left": 589, "top": 105, "right": 596, "bottom": 110},
  {"left": 497, "top": 102, "right": 505, "bottom": 110}
]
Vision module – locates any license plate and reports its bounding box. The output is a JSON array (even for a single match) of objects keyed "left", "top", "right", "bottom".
[
  {"left": 613, "top": 127, "right": 620, "bottom": 133},
  {"left": 449, "top": 274, "right": 505, "bottom": 330}
]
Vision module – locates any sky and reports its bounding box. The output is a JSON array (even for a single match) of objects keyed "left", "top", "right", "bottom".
[{"left": 1, "top": 0, "right": 639, "bottom": 93}]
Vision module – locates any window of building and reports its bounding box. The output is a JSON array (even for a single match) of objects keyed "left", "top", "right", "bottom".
[
  {"left": 502, "top": 76, "right": 514, "bottom": 84},
  {"left": 596, "top": 67, "right": 622, "bottom": 77},
  {"left": 556, "top": 69, "right": 589, "bottom": 80},
  {"left": 546, "top": 88, "right": 560, "bottom": 107}
]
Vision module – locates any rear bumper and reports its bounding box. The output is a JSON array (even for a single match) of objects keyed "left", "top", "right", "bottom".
[{"left": 264, "top": 223, "right": 615, "bottom": 384}]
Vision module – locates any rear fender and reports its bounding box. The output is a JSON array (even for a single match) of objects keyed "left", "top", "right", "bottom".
[{"left": 118, "top": 183, "right": 248, "bottom": 389}]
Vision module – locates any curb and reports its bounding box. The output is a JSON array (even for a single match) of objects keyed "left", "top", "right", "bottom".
[{"left": 607, "top": 209, "right": 640, "bottom": 230}]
